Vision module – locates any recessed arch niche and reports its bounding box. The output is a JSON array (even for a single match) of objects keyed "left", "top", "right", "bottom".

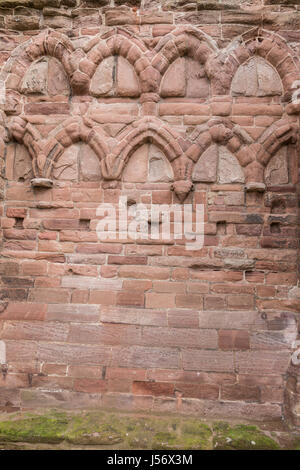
[
  {"left": 192, "top": 145, "right": 244, "bottom": 184},
  {"left": 231, "top": 56, "right": 283, "bottom": 97},
  {"left": 264, "top": 146, "right": 289, "bottom": 186},
  {"left": 122, "top": 143, "right": 173, "bottom": 183},
  {"left": 160, "top": 57, "right": 210, "bottom": 99},
  {"left": 21, "top": 57, "right": 70, "bottom": 96},
  {"left": 90, "top": 56, "right": 140, "bottom": 98},
  {"left": 52, "top": 143, "right": 102, "bottom": 182}
]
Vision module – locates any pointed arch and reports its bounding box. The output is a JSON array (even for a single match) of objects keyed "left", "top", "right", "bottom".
[
  {"left": 188, "top": 118, "right": 254, "bottom": 170},
  {"left": 8, "top": 116, "right": 109, "bottom": 179},
  {"left": 1, "top": 30, "right": 73, "bottom": 98},
  {"left": 9, "top": 116, "right": 44, "bottom": 177},
  {"left": 207, "top": 28, "right": 300, "bottom": 99},
  {"left": 152, "top": 26, "right": 217, "bottom": 89},
  {"left": 44, "top": 117, "right": 109, "bottom": 178},
  {"left": 256, "top": 119, "right": 298, "bottom": 168},
  {"left": 25, "top": 30, "right": 73, "bottom": 67},
  {"left": 84, "top": 29, "right": 154, "bottom": 94},
  {"left": 103, "top": 117, "right": 185, "bottom": 180},
  {"left": 153, "top": 26, "right": 217, "bottom": 72}
]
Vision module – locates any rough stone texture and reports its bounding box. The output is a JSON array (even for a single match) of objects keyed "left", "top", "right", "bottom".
[
  {"left": 265, "top": 147, "right": 289, "bottom": 186},
  {"left": 0, "top": 0, "right": 299, "bottom": 430},
  {"left": 193, "top": 145, "right": 218, "bottom": 182},
  {"left": 218, "top": 146, "right": 245, "bottom": 184},
  {"left": 231, "top": 57, "right": 283, "bottom": 97},
  {"left": 1, "top": 409, "right": 298, "bottom": 450}
]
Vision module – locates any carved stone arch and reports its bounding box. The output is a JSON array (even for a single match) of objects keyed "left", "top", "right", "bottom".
[
  {"left": 84, "top": 30, "right": 154, "bottom": 96},
  {"left": 207, "top": 27, "right": 300, "bottom": 99},
  {"left": 240, "top": 119, "right": 299, "bottom": 186},
  {"left": 188, "top": 118, "right": 254, "bottom": 172},
  {"left": 231, "top": 56, "right": 283, "bottom": 97},
  {"left": 9, "top": 116, "right": 44, "bottom": 177},
  {"left": 257, "top": 119, "right": 298, "bottom": 169},
  {"left": 8, "top": 116, "right": 109, "bottom": 180},
  {"left": 103, "top": 118, "right": 184, "bottom": 181},
  {"left": 45, "top": 117, "right": 109, "bottom": 179},
  {"left": 153, "top": 26, "right": 217, "bottom": 72},
  {"left": 25, "top": 30, "right": 73, "bottom": 68},
  {"left": 1, "top": 30, "right": 73, "bottom": 100},
  {"left": 153, "top": 26, "right": 217, "bottom": 93}
]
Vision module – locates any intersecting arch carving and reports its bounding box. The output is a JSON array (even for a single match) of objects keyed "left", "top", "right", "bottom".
[
  {"left": 102, "top": 117, "right": 184, "bottom": 181},
  {"left": 153, "top": 26, "right": 217, "bottom": 90},
  {"left": 9, "top": 116, "right": 109, "bottom": 179},
  {"left": 1, "top": 31, "right": 73, "bottom": 97},
  {"left": 187, "top": 119, "right": 254, "bottom": 179},
  {"left": 207, "top": 28, "right": 300, "bottom": 99}
]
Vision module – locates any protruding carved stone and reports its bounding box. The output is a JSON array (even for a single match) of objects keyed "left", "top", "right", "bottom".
[
  {"left": 31, "top": 178, "right": 53, "bottom": 188},
  {"left": 245, "top": 182, "right": 266, "bottom": 192},
  {"left": 171, "top": 180, "right": 193, "bottom": 202}
]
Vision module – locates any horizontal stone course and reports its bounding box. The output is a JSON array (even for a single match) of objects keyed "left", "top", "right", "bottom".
[{"left": 0, "top": 0, "right": 299, "bottom": 428}]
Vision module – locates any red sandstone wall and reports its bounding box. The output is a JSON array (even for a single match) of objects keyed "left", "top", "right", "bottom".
[{"left": 0, "top": 0, "right": 300, "bottom": 426}]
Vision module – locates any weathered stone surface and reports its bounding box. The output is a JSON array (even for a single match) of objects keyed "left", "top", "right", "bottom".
[
  {"left": 53, "top": 145, "right": 79, "bottom": 181},
  {"left": 0, "top": 409, "right": 291, "bottom": 450},
  {"left": 116, "top": 56, "right": 140, "bottom": 97},
  {"left": 231, "top": 57, "right": 283, "bottom": 97},
  {"left": 186, "top": 58, "right": 209, "bottom": 98},
  {"left": 265, "top": 146, "right": 289, "bottom": 186},
  {"left": 0, "top": 0, "right": 299, "bottom": 431},
  {"left": 79, "top": 144, "right": 101, "bottom": 182},
  {"left": 218, "top": 146, "right": 244, "bottom": 184},
  {"left": 5, "top": 15, "right": 40, "bottom": 31},
  {"left": 47, "top": 58, "right": 70, "bottom": 96},
  {"left": 14, "top": 144, "right": 33, "bottom": 181},
  {"left": 160, "top": 57, "right": 186, "bottom": 97},
  {"left": 21, "top": 59, "right": 48, "bottom": 94},
  {"left": 193, "top": 145, "right": 217, "bottom": 182},
  {"left": 148, "top": 145, "right": 173, "bottom": 182},
  {"left": 161, "top": 57, "right": 209, "bottom": 98},
  {"left": 90, "top": 56, "right": 139, "bottom": 98},
  {"left": 90, "top": 56, "right": 115, "bottom": 97},
  {"left": 122, "top": 144, "right": 148, "bottom": 182}
]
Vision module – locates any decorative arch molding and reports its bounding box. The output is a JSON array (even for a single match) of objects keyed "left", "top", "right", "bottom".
[
  {"left": 25, "top": 30, "right": 74, "bottom": 68},
  {"left": 257, "top": 119, "right": 298, "bottom": 168},
  {"left": 206, "top": 28, "right": 300, "bottom": 100},
  {"left": 8, "top": 115, "right": 109, "bottom": 180},
  {"left": 188, "top": 118, "right": 254, "bottom": 170},
  {"left": 48, "top": 117, "right": 109, "bottom": 179},
  {"left": 82, "top": 29, "right": 155, "bottom": 96},
  {"left": 244, "top": 119, "right": 298, "bottom": 185},
  {"left": 152, "top": 26, "right": 217, "bottom": 88},
  {"left": 103, "top": 117, "right": 185, "bottom": 181},
  {"left": 1, "top": 30, "right": 73, "bottom": 98},
  {"left": 9, "top": 116, "right": 44, "bottom": 178}
]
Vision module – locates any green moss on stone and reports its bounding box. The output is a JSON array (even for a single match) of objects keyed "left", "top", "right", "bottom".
[
  {"left": 0, "top": 410, "right": 289, "bottom": 450},
  {"left": 181, "top": 421, "right": 212, "bottom": 450},
  {"left": 292, "top": 438, "right": 300, "bottom": 450},
  {"left": 65, "top": 412, "right": 123, "bottom": 445},
  {"left": 0, "top": 411, "right": 69, "bottom": 443},
  {"left": 213, "top": 422, "right": 280, "bottom": 450}
]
